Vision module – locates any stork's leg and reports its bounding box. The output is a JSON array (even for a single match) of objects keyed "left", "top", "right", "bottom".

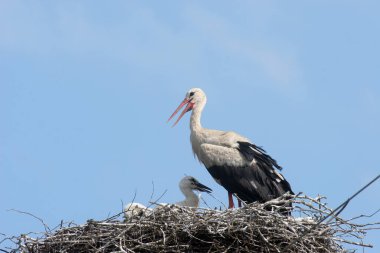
[
  {"left": 228, "top": 192, "right": 235, "bottom": 208},
  {"left": 238, "top": 199, "right": 242, "bottom": 208}
]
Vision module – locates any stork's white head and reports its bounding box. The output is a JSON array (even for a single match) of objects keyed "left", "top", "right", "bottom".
[
  {"left": 179, "top": 176, "right": 212, "bottom": 193},
  {"left": 168, "top": 88, "right": 206, "bottom": 126}
]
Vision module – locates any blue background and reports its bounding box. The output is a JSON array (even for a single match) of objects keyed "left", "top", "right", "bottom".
[{"left": 1, "top": 1, "right": 379, "bottom": 251}]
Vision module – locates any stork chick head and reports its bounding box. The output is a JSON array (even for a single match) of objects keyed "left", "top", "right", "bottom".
[
  {"left": 168, "top": 88, "right": 206, "bottom": 126},
  {"left": 180, "top": 176, "right": 212, "bottom": 193}
]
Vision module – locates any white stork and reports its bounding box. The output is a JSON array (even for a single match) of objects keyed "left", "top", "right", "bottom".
[
  {"left": 124, "top": 176, "right": 212, "bottom": 219},
  {"left": 176, "top": 176, "right": 212, "bottom": 207},
  {"left": 168, "top": 88, "right": 293, "bottom": 210}
]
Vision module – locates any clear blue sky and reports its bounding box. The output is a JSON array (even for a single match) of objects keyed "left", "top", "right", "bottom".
[{"left": 1, "top": 1, "right": 379, "bottom": 251}]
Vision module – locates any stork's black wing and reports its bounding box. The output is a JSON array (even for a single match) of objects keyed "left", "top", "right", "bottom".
[
  {"left": 237, "top": 141, "right": 292, "bottom": 195},
  {"left": 206, "top": 141, "right": 293, "bottom": 204},
  {"left": 207, "top": 163, "right": 292, "bottom": 202},
  {"left": 237, "top": 141, "right": 282, "bottom": 170}
]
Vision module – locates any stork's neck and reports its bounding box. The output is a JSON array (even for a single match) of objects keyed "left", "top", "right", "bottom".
[
  {"left": 190, "top": 98, "right": 206, "bottom": 132},
  {"left": 179, "top": 186, "right": 199, "bottom": 207}
]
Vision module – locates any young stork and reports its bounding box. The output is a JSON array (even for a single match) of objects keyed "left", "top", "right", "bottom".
[
  {"left": 124, "top": 176, "right": 211, "bottom": 219},
  {"left": 168, "top": 88, "right": 293, "bottom": 210},
  {"left": 176, "top": 176, "right": 212, "bottom": 207}
]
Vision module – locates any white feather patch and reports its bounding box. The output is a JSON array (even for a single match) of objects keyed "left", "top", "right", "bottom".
[
  {"left": 249, "top": 146, "right": 263, "bottom": 154},
  {"left": 274, "top": 170, "right": 284, "bottom": 180},
  {"left": 250, "top": 159, "right": 257, "bottom": 166},
  {"left": 250, "top": 180, "right": 258, "bottom": 189}
]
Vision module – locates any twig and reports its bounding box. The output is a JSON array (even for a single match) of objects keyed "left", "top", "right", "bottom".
[{"left": 7, "top": 209, "right": 51, "bottom": 233}]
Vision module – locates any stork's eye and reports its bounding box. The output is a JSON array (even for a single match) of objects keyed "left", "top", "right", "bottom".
[{"left": 189, "top": 92, "right": 195, "bottom": 97}]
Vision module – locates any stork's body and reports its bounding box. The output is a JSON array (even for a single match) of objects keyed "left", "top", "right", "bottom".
[{"left": 169, "top": 88, "right": 293, "bottom": 210}]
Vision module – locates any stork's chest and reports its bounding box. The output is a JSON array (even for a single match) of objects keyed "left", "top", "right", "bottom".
[
  {"left": 189, "top": 130, "right": 226, "bottom": 161},
  {"left": 189, "top": 129, "right": 251, "bottom": 168}
]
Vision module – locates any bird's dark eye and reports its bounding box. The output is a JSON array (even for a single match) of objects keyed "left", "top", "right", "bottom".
[{"left": 189, "top": 91, "right": 195, "bottom": 97}]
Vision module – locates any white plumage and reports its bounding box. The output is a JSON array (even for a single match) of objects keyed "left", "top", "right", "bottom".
[{"left": 124, "top": 203, "right": 151, "bottom": 220}]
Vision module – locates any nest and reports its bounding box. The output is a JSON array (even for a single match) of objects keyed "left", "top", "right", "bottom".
[{"left": 7, "top": 194, "right": 379, "bottom": 253}]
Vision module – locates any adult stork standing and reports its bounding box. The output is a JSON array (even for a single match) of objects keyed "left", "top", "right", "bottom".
[{"left": 168, "top": 88, "right": 293, "bottom": 211}]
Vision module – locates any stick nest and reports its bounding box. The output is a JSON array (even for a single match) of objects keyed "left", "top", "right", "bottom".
[{"left": 9, "top": 194, "right": 379, "bottom": 253}]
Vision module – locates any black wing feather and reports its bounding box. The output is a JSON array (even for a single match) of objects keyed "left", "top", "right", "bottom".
[
  {"left": 206, "top": 141, "right": 293, "bottom": 208},
  {"left": 237, "top": 141, "right": 282, "bottom": 170},
  {"left": 236, "top": 141, "right": 293, "bottom": 198},
  {"left": 207, "top": 164, "right": 292, "bottom": 203}
]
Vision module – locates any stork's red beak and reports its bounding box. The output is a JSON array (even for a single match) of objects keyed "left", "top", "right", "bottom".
[{"left": 167, "top": 98, "right": 194, "bottom": 127}]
